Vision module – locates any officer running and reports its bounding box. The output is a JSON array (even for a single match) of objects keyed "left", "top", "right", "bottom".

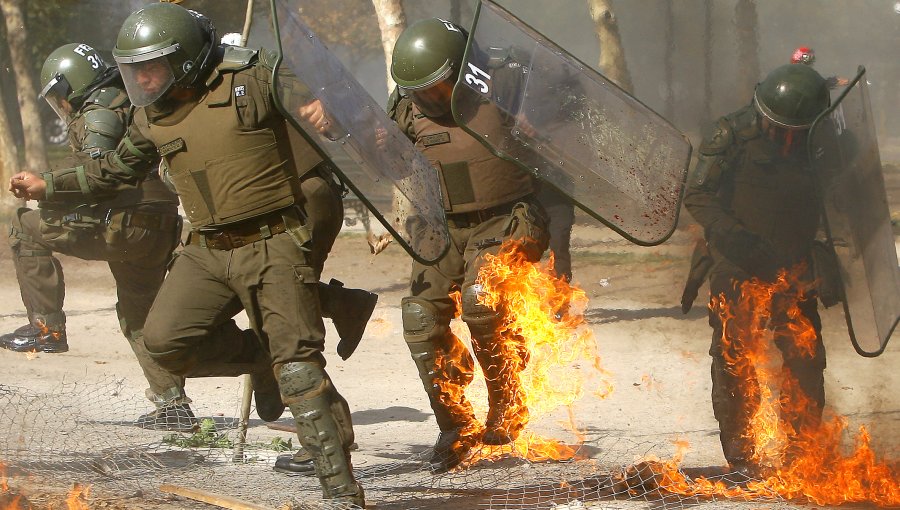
[
  {"left": 3, "top": 43, "right": 193, "bottom": 432},
  {"left": 9, "top": 4, "right": 365, "bottom": 506}
]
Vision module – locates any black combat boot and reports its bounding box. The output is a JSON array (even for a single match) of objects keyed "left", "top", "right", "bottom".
[
  {"left": 274, "top": 448, "right": 316, "bottom": 475},
  {"left": 319, "top": 279, "right": 378, "bottom": 360},
  {"left": 0, "top": 323, "right": 69, "bottom": 353},
  {"left": 135, "top": 403, "right": 199, "bottom": 433},
  {"left": 428, "top": 427, "right": 478, "bottom": 474},
  {"left": 251, "top": 365, "right": 285, "bottom": 422}
]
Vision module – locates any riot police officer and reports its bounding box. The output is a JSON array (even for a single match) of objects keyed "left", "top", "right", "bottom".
[
  {"left": 10, "top": 4, "right": 364, "bottom": 506},
  {"left": 388, "top": 18, "right": 550, "bottom": 473},
  {"left": 3, "top": 43, "right": 195, "bottom": 431},
  {"left": 683, "top": 63, "right": 832, "bottom": 477}
]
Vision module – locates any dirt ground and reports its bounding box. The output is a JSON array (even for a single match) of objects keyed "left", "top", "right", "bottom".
[{"left": 0, "top": 190, "right": 898, "bottom": 509}]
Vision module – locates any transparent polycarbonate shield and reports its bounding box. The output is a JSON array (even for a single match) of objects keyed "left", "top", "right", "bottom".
[
  {"left": 270, "top": 0, "right": 449, "bottom": 264},
  {"left": 808, "top": 66, "right": 899, "bottom": 357},
  {"left": 451, "top": 0, "right": 691, "bottom": 246}
]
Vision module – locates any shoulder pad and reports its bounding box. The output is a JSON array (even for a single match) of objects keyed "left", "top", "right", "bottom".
[
  {"left": 257, "top": 48, "right": 280, "bottom": 71},
  {"left": 727, "top": 104, "right": 761, "bottom": 142},
  {"left": 218, "top": 46, "right": 259, "bottom": 73},
  {"left": 83, "top": 87, "right": 129, "bottom": 110},
  {"left": 698, "top": 118, "right": 733, "bottom": 156},
  {"left": 82, "top": 108, "right": 124, "bottom": 153}
]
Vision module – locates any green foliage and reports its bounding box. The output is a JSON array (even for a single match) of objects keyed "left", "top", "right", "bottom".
[
  {"left": 163, "top": 418, "right": 233, "bottom": 449},
  {"left": 262, "top": 436, "right": 294, "bottom": 452},
  {"left": 162, "top": 418, "right": 295, "bottom": 452}
]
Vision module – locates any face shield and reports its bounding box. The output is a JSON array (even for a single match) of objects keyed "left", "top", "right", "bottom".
[
  {"left": 399, "top": 67, "right": 456, "bottom": 118},
  {"left": 116, "top": 51, "right": 177, "bottom": 107},
  {"left": 39, "top": 74, "right": 75, "bottom": 122}
]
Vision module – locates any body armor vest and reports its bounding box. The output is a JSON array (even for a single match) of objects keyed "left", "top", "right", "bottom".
[
  {"left": 137, "top": 64, "right": 311, "bottom": 227},
  {"left": 725, "top": 137, "right": 819, "bottom": 263},
  {"left": 412, "top": 104, "right": 533, "bottom": 214}
]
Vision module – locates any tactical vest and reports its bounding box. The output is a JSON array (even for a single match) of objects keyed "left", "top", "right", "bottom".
[
  {"left": 725, "top": 133, "right": 819, "bottom": 263},
  {"left": 412, "top": 104, "right": 533, "bottom": 214},
  {"left": 136, "top": 61, "right": 313, "bottom": 227}
]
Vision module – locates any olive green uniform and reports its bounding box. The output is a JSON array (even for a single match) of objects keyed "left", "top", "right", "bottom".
[
  {"left": 7, "top": 85, "right": 184, "bottom": 399},
  {"left": 390, "top": 91, "right": 549, "bottom": 444},
  {"left": 44, "top": 48, "right": 362, "bottom": 503},
  {"left": 683, "top": 104, "right": 826, "bottom": 468}
]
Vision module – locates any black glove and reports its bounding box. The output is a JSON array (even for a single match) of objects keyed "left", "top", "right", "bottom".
[{"left": 714, "top": 228, "right": 780, "bottom": 281}]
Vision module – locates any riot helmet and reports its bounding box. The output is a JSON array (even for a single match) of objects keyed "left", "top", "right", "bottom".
[
  {"left": 791, "top": 46, "right": 816, "bottom": 65},
  {"left": 754, "top": 64, "right": 830, "bottom": 130},
  {"left": 112, "top": 3, "right": 216, "bottom": 107},
  {"left": 39, "top": 43, "right": 111, "bottom": 121},
  {"left": 391, "top": 18, "right": 468, "bottom": 118}
]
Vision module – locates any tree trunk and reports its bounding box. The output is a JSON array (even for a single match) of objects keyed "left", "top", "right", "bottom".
[
  {"left": 663, "top": 0, "right": 675, "bottom": 121},
  {"left": 587, "top": 0, "right": 633, "bottom": 94},
  {"left": 734, "top": 0, "right": 760, "bottom": 101},
  {"left": 370, "top": 0, "right": 409, "bottom": 254},
  {"left": 371, "top": 0, "right": 407, "bottom": 94},
  {"left": 0, "top": 86, "right": 19, "bottom": 202},
  {"left": 1, "top": 0, "right": 48, "bottom": 174}
]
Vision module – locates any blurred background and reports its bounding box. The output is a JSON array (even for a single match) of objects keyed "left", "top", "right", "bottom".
[{"left": 1, "top": 0, "right": 898, "bottom": 210}]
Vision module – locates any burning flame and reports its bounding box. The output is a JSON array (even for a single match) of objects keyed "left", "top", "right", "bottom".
[
  {"left": 1, "top": 461, "right": 93, "bottom": 510},
  {"left": 438, "top": 239, "right": 613, "bottom": 466},
  {"left": 647, "top": 266, "right": 899, "bottom": 506},
  {"left": 62, "top": 484, "right": 90, "bottom": 510}
]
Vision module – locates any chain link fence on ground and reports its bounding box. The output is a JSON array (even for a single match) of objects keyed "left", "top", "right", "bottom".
[{"left": 0, "top": 378, "right": 828, "bottom": 510}]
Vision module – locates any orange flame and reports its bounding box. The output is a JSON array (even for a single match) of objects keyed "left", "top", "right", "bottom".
[
  {"left": 63, "top": 483, "right": 90, "bottom": 510},
  {"left": 655, "top": 265, "right": 900, "bottom": 506},
  {"left": 438, "top": 240, "right": 613, "bottom": 466}
]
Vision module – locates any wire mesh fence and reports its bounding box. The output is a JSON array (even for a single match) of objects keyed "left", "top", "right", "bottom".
[{"left": 0, "top": 377, "right": 835, "bottom": 510}]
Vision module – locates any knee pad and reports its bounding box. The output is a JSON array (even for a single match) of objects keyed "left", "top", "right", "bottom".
[
  {"left": 278, "top": 361, "right": 328, "bottom": 400},
  {"left": 401, "top": 296, "right": 449, "bottom": 343},
  {"left": 460, "top": 282, "right": 500, "bottom": 338},
  {"left": 277, "top": 361, "right": 354, "bottom": 448}
]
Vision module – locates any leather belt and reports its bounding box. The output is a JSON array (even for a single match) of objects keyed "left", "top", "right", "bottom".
[
  {"left": 189, "top": 209, "right": 290, "bottom": 250},
  {"left": 445, "top": 197, "right": 527, "bottom": 229}
]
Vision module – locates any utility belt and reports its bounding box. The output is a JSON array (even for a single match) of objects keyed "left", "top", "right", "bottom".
[
  {"left": 189, "top": 206, "right": 311, "bottom": 251},
  {"left": 41, "top": 206, "right": 179, "bottom": 232},
  {"left": 445, "top": 195, "right": 532, "bottom": 229}
]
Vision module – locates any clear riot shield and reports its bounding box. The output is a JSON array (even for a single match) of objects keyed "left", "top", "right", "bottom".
[
  {"left": 451, "top": 0, "right": 691, "bottom": 246},
  {"left": 269, "top": 0, "right": 449, "bottom": 264},
  {"left": 808, "top": 66, "right": 899, "bottom": 357}
]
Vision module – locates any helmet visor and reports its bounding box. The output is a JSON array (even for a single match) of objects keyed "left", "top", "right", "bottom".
[
  {"left": 118, "top": 56, "right": 176, "bottom": 107},
  {"left": 40, "top": 74, "right": 74, "bottom": 121},
  {"left": 400, "top": 74, "right": 455, "bottom": 118}
]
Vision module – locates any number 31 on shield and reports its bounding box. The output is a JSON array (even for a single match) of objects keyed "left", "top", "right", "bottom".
[{"left": 465, "top": 63, "right": 492, "bottom": 95}]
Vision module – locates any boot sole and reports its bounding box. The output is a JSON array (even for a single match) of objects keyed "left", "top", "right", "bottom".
[{"left": 336, "top": 293, "right": 379, "bottom": 360}]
